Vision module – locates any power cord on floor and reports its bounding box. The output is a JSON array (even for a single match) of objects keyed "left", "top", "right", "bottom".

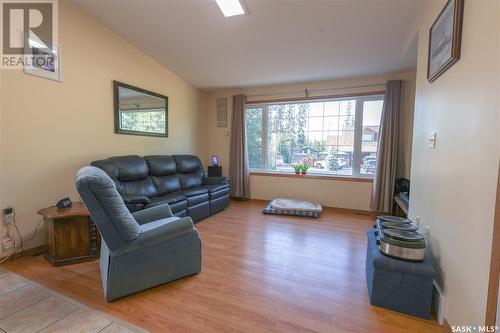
[
  {"left": 0, "top": 208, "right": 44, "bottom": 263},
  {"left": 0, "top": 244, "right": 16, "bottom": 264}
]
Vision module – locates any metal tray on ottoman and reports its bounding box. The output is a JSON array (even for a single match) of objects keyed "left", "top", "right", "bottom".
[
  {"left": 374, "top": 218, "right": 426, "bottom": 262},
  {"left": 366, "top": 229, "right": 436, "bottom": 319}
]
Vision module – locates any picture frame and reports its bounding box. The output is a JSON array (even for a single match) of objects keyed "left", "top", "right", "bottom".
[
  {"left": 427, "top": 0, "right": 464, "bottom": 82},
  {"left": 23, "top": 34, "right": 63, "bottom": 82}
]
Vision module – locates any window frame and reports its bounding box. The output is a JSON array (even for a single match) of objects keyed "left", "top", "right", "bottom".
[{"left": 245, "top": 93, "right": 385, "bottom": 179}]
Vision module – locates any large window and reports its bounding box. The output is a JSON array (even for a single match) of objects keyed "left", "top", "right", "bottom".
[{"left": 245, "top": 95, "right": 384, "bottom": 178}]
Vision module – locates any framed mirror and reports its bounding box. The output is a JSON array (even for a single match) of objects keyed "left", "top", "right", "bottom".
[{"left": 113, "top": 81, "right": 168, "bottom": 137}]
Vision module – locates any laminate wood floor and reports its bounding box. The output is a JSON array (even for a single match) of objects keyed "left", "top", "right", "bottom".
[{"left": 2, "top": 200, "right": 448, "bottom": 333}]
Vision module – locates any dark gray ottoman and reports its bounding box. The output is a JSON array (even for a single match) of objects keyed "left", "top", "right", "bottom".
[{"left": 366, "top": 229, "right": 435, "bottom": 319}]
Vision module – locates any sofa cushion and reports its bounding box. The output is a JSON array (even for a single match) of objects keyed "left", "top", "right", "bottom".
[
  {"left": 185, "top": 193, "right": 209, "bottom": 207},
  {"left": 148, "top": 194, "right": 186, "bottom": 207},
  {"left": 91, "top": 155, "right": 157, "bottom": 198},
  {"left": 173, "top": 155, "right": 203, "bottom": 173},
  {"left": 173, "top": 188, "right": 208, "bottom": 197},
  {"left": 179, "top": 173, "right": 204, "bottom": 189},
  {"left": 90, "top": 158, "right": 118, "bottom": 179},
  {"left": 146, "top": 195, "right": 187, "bottom": 215},
  {"left": 115, "top": 178, "right": 157, "bottom": 198},
  {"left": 122, "top": 195, "right": 150, "bottom": 205},
  {"left": 112, "top": 155, "right": 149, "bottom": 181},
  {"left": 150, "top": 175, "right": 182, "bottom": 195},
  {"left": 204, "top": 176, "right": 230, "bottom": 185},
  {"left": 144, "top": 155, "right": 176, "bottom": 176},
  {"left": 97, "top": 155, "right": 149, "bottom": 181},
  {"left": 173, "top": 155, "right": 205, "bottom": 189},
  {"left": 201, "top": 183, "right": 229, "bottom": 193}
]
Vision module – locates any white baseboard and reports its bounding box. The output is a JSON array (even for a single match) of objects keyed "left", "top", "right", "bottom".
[{"left": 432, "top": 279, "right": 446, "bottom": 325}]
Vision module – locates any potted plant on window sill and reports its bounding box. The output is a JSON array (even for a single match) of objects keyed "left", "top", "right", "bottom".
[
  {"left": 300, "top": 163, "right": 310, "bottom": 175},
  {"left": 292, "top": 163, "right": 302, "bottom": 175}
]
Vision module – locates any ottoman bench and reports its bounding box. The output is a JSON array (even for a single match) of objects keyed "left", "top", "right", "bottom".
[{"left": 366, "top": 229, "right": 436, "bottom": 319}]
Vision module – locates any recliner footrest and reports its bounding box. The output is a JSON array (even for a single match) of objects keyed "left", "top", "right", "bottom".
[
  {"left": 209, "top": 188, "right": 229, "bottom": 200},
  {"left": 210, "top": 195, "right": 229, "bottom": 215},
  {"left": 186, "top": 193, "right": 209, "bottom": 206},
  {"left": 187, "top": 201, "right": 210, "bottom": 222}
]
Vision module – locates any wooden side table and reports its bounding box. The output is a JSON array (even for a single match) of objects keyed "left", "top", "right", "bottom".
[{"left": 38, "top": 202, "right": 101, "bottom": 266}]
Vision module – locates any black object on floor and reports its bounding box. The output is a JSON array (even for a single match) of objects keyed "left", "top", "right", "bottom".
[{"left": 208, "top": 165, "right": 222, "bottom": 177}]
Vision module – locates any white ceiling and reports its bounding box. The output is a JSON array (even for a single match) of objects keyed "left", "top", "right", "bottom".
[{"left": 72, "top": 0, "right": 423, "bottom": 90}]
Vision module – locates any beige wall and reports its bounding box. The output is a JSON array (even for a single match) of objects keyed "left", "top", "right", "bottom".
[
  {"left": 0, "top": 1, "right": 208, "bottom": 253},
  {"left": 0, "top": 67, "right": 3, "bottom": 234},
  {"left": 206, "top": 70, "right": 416, "bottom": 210},
  {"left": 409, "top": 0, "right": 500, "bottom": 326}
]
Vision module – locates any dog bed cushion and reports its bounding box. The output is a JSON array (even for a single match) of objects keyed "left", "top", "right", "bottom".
[{"left": 263, "top": 198, "right": 322, "bottom": 218}]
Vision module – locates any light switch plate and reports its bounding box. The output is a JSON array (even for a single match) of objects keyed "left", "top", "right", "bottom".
[{"left": 428, "top": 132, "right": 436, "bottom": 148}]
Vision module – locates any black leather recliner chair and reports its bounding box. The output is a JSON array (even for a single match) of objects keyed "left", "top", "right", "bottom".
[{"left": 91, "top": 155, "right": 229, "bottom": 222}]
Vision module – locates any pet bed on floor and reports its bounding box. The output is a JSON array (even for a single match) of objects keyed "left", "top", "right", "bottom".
[{"left": 263, "top": 198, "right": 322, "bottom": 218}]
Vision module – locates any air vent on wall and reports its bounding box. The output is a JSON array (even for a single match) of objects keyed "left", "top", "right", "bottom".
[{"left": 216, "top": 97, "right": 227, "bottom": 127}]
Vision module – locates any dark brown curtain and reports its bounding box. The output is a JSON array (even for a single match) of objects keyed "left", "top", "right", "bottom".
[
  {"left": 371, "top": 80, "right": 403, "bottom": 212},
  {"left": 229, "top": 95, "right": 250, "bottom": 198}
]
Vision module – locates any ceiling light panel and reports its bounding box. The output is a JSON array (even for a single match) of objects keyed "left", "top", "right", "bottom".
[{"left": 215, "top": 0, "right": 245, "bottom": 17}]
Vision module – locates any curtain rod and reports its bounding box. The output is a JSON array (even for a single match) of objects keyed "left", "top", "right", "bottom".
[{"left": 245, "top": 81, "right": 407, "bottom": 99}]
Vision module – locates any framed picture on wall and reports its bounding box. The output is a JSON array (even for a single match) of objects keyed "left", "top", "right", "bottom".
[
  {"left": 427, "top": 0, "right": 464, "bottom": 82},
  {"left": 23, "top": 34, "right": 63, "bottom": 82}
]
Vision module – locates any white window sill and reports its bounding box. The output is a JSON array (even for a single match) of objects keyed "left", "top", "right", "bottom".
[{"left": 249, "top": 171, "right": 374, "bottom": 183}]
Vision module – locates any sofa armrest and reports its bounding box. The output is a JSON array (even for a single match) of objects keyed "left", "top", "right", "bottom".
[
  {"left": 204, "top": 176, "right": 229, "bottom": 185},
  {"left": 122, "top": 194, "right": 150, "bottom": 205},
  {"left": 132, "top": 204, "right": 173, "bottom": 225},
  {"left": 115, "top": 217, "right": 196, "bottom": 255}
]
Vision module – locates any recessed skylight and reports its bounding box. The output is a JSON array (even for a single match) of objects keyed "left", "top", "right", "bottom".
[{"left": 215, "top": 0, "right": 245, "bottom": 17}]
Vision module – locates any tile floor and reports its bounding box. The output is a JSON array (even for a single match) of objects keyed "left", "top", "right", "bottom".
[{"left": 0, "top": 267, "right": 147, "bottom": 333}]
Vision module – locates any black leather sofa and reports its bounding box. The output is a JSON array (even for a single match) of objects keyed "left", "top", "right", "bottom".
[{"left": 91, "top": 155, "right": 229, "bottom": 222}]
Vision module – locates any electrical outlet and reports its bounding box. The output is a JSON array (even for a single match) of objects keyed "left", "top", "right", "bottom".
[
  {"left": 2, "top": 206, "right": 14, "bottom": 226},
  {"left": 3, "top": 207, "right": 13, "bottom": 215}
]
